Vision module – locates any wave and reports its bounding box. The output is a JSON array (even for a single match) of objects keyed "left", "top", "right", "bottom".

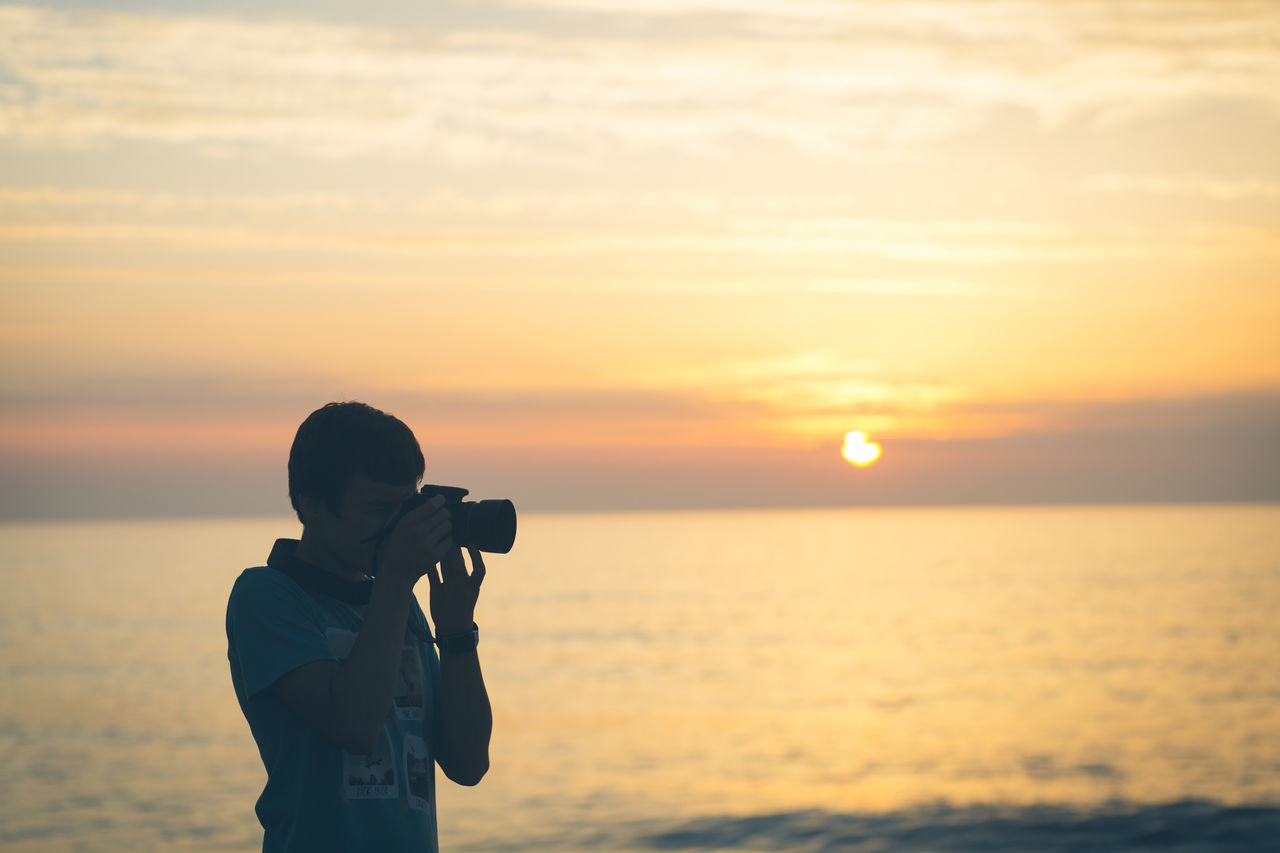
[{"left": 629, "top": 800, "right": 1280, "bottom": 852}]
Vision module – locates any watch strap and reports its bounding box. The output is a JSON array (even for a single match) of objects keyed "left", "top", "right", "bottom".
[{"left": 435, "top": 622, "right": 479, "bottom": 655}]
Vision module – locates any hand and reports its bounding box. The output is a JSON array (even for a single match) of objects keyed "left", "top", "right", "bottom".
[
  {"left": 380, "top": 495, "right": 454, "bottom": 585},
  {"left": 428, "top": 547, "right": 485, "bottom": 637}
]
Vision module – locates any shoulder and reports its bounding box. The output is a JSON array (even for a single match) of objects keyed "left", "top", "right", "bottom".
[
  {"left": 226, "top": 566, "right": 320, "bottom": 628},
  {"left": 230, "top": 565, "right": 305, "bottom": 601}
]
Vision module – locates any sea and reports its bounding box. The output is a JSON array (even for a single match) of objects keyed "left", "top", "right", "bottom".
[{"left": 1, "top": 504, "right": 1278, "bottom": 852}]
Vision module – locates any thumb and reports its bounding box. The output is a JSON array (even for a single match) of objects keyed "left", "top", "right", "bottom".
[{"left": 422, "top": 561, "right": 441, "bottom": 589}]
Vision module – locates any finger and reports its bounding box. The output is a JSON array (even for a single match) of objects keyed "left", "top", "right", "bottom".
[
  {"left": 440, "top": 546, "right": 467, "bottom": 581},
  {"left": 422, "top": 509, "right": 451, "bottom": 534},
  {"left": 422, "top": 559, "right": 441, "bottom": 588},
  {"left": 467, "top": 548, "right": 486, "bottom": 589},
  {"left": 428, "top": 523, "right": 453, "bottom": 554},
  {"left": 408, "top": 508, "right": 451, "bottom": 542},
  {"left": 402, "top": 496, "right": 448, "bottom": 526},
  {"left": 393, "top": 508, "right": 450, "bottom": 557}
]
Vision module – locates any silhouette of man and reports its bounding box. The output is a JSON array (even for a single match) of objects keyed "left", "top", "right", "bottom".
[{"left": 226, "top": 401, "right": 491, "bottom": 852}]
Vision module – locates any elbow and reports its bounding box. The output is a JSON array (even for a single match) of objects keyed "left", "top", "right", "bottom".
[{"left": 445, "top": 755, "right": 489, "bottom": 787}]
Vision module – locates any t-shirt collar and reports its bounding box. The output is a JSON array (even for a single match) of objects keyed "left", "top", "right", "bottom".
[{"left": 266, "top": 538, "right": 374, "bottom": 605}]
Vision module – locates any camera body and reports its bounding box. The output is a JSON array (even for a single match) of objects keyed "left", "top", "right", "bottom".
[{"left": 402, "top": 484, "right": 517, "bottom": 554}]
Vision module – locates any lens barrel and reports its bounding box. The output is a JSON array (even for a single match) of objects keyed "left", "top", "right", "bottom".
[
  {"left": 451, "top": 499, "right": 517, "bottom": 554},
  {"left": 415, "top": 485, "right": 516, "bottom": 554}
]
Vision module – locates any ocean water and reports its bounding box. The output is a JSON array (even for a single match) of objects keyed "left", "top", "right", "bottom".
[{"left": 1, "top": 504, "right": 1278, "bottom": 852}]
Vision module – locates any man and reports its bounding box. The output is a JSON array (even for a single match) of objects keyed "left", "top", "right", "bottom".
[{"left": 226, "top": 401, "right": 492, "bottom": 852}]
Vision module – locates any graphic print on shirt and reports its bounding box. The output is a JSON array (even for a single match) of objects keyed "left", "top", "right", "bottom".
[
  {"left": 326, "top": 627, "right": 400, "bottom": 801},
  {"left": 394, "top": 640, "right": 425, "bottom": 721},
  {"left": 403, "top": 734, "right": 433, "bottom": 815},
  {"left": 343, "top": 728, "right": 400, "bottom": 799}
]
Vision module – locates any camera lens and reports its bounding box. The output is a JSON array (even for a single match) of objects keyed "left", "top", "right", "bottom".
[{"left": 452, "top": 499, "right": 516, "bottom": 554}]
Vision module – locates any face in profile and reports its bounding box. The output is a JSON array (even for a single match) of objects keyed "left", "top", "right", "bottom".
[{"left": 302, "top": 473, "right": 419, "bottom": 568}]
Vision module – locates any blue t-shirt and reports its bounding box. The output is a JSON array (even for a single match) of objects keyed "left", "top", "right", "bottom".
[{"left": 226, "top": 540, "right": 441, "bottom": 853}]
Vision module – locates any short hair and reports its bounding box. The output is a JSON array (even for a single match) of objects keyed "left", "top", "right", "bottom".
[{"left": 288, "top": 401, "right": 425, "bottom": 523}]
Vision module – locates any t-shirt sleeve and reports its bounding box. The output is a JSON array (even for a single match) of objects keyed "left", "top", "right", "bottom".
[
  {"left": 227, "top": 569, "right": 338, "bottom": 700},
  {"left": 409, "top": 595, "right": 433, "bottom": 641}
]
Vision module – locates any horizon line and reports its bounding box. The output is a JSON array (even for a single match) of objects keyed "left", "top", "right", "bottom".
[{"left": 4, "top": 496, "right": 1278, "bottom": 526}]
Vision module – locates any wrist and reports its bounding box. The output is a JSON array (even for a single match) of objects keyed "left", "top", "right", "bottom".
[
  {"left": 374, "top": 566, "right": 418, "bottom": 595},
  {"left": 434, "top": 620, "right": 475, "bottom": 638},
  {"left": 434, "top": 622, "right": 479, "bottom": 656}
]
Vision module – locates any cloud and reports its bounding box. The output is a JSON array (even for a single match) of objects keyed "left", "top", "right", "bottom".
[
  {"left": 2, "top": 1, "right": 1277, "bottom": 160},
  {"left": 0, "top": 372, "right": 784, "bottom": 456},
  {"left": 3, "top": 356, "right": 1276, "bottom": 456},
  {"left": 4, "top": 219, "right": 1278, "bottom": 264},
  {"left": 4, "top": 184, "right": 1277, "bottom": 267},
  {"left": 802, "top": 278, "right": 998, "bottom": 298},
  {"left": 11, "top": 219, "right": 1275, "bottom": 263},
  {"left": 1087, "top": 174, "right": 1280, "bottom": 200},
  {"left": 0, "top": 374, "right": 756, "bottom": 423},
  {"left": 2, "top": 386, "right": 1277, "bottom": 517}
]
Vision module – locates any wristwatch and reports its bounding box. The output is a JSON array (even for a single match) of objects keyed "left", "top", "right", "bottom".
[{"left": 435, "top": 622, "right": 479, "bottom": 656}]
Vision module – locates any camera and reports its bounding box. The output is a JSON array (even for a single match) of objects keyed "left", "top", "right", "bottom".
[{"left": 393, "top": 484, "right": 517, "bottom": 554}]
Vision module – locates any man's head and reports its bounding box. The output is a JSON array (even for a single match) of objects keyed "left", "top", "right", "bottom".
[{"left": 288, "top": 401, "right": 425, "bottom": 533}]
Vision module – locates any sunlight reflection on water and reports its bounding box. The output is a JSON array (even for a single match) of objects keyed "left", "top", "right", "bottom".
[{"left": 1, "top": 505, "right": 1277, "bottom": 851}]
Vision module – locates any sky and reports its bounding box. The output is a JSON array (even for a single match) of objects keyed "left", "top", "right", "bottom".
[{"left": 1, "top": 0, "right": 1278, "bottom": 519}]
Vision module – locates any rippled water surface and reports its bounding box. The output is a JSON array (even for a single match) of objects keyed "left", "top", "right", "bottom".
[{"left": 2, "top": 505, "right": 1278, "bottom": 851}]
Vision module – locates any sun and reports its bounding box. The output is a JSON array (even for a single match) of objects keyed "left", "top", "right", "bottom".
[{"left": 842, "top": 430, "right": 881, "bottom": 467}]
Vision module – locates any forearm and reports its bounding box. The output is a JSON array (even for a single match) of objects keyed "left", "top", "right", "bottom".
[
  {"left": 330, "top": 572, "right": 417, "bottom": 750},
  {"left": 438, "top": 649, "right": 492, "bottom": 784}
]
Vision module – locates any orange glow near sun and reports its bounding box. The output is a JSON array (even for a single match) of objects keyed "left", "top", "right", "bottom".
[{"left": 842, "top": 430, "right": 882, "bottom": 467}]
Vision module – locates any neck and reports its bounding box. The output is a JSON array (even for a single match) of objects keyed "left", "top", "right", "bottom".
[{"left": 295, "top": 528, "right": 371, "bottom": 582}]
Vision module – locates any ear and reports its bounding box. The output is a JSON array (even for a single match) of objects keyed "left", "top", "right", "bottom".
[{"left": 296, "top": 494, "right": 330, "bottom": 526}]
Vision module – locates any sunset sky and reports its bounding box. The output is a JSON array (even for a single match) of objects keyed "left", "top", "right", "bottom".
[{"left": 2, "top": 0, "right": 1278, "bottom": 518}]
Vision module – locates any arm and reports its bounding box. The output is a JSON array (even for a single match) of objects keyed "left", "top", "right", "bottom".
[
  {"left": 273, "top": 497, "right": 455, "bottom": 753},
  {"left": 433, "top": 644, "right": 492, "bottom": 785},
  {"left": 429, "top": 547, "right": 491, "bottom": 785},
  {"left": 272, "top": 572, "right": 417, "bottom": 754}
]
